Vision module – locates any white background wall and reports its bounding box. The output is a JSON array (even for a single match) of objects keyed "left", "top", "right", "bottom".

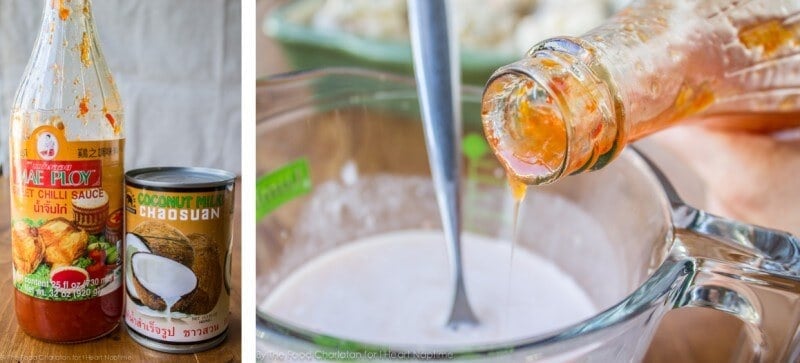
[{"left": 0, "top": 0, "right": 242, "bottom": 174}]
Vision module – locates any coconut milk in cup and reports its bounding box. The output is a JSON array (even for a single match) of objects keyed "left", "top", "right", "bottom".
[
  {"left": 124, "top": 167, "right": 235, "bottom": 353},
  {"left": 260, "top": 228, "right": 599, "bottom": 346}
]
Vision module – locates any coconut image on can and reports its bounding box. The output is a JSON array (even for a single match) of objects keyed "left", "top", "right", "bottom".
[{"left": 124, "top": 167, "right": 235, "bottom": 353}]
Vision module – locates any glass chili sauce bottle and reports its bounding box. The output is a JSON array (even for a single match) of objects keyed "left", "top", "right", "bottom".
[
  {"left": 9, "top": 0, "right": 124, "bottom": 342},
  {"left": 482, "top": 0, "right": 800, "bottom": 185}
]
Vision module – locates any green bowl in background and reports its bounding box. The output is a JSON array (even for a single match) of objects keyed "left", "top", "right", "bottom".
[{"left": 263, "top": 0, "right": 519, "bottom": 86}]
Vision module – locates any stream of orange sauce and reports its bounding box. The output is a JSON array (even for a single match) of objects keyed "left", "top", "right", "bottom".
[
  {"left": 502, "top": 175, "right": 527, "bottom": 329},
  {"left": 508, "top": 176, "right": 527, "bottom": 202}
]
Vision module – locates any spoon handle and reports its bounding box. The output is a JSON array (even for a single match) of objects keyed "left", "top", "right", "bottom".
[
  {"left": 407, "top": 0, "right": 461, "bottom": 280},
  {"left": 408, "top": 0, "right": 477, "bottom": 328}
]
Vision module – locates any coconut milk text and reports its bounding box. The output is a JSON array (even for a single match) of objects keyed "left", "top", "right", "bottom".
[{"left": 134, "top": 192, "right": 224, "bottom": 221}]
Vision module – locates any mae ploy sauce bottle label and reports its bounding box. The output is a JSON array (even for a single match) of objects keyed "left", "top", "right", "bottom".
[{"left": 9, "top": 125, "right": 124, "bottom": 301}]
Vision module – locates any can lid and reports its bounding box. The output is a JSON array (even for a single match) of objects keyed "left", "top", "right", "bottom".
[{"left": 126, "top": 167, "right": 236, "bottom": 189}]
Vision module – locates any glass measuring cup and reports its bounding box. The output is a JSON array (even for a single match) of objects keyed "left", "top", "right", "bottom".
[{"left": 256, "top": 68, "right": 800, "bottom": 362}]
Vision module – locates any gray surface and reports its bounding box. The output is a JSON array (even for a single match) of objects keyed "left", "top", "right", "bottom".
[{"left": 0, "top": 0, "right": 241, "bottom": 174}]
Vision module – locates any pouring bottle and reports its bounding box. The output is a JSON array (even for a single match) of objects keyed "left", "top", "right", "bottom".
[
  {"left": 482, "top": 0, "right": 800, "bottom": 185},
  {"left": 8, "top": 0, "right": 125, "bottom": 342}
]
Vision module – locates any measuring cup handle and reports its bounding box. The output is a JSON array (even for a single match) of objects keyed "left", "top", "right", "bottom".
[
  {"left": 672, "top": 204, "right": 800, "bottom": 362},
  {"left": 674, "top": 228, "right": 800, "bottom": 362},
  {"left": 678, "top": 207, "right": 800, "bottom": 275},
  {"left": 634, "top": 148, "right": 800, "bottom": 361}
]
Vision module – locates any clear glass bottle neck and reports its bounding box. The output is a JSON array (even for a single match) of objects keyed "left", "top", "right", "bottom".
[
  {"left": 48, "top": 0, "right": 94, "bottom": 22},
  {"left": 11, "top": 0, "right": 123, "bottom": 140},
  {"left": 481, "top": 37, "right": 621, "bottom": 185}
]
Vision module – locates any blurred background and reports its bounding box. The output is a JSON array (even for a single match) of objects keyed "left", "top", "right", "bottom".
[
  {"left": 258, "top": 0, "right": 626, "bottom": 82},
  {"left": 257, "top": 0, "right": 749, "bottom": 361},
  {"left": 0, "top": 0, "right": 242, "bottom": 174}
]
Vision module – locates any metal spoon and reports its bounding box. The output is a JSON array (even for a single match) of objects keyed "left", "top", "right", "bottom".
[{"left": 407, "top": 0, "right": 479, "bottom": 329}]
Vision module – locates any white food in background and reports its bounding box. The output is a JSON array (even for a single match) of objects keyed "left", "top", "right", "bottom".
[
  {"left": 514, "top": 0, "right": 609, "bottom": 53},
  {"left": 307, "top": 0, "right": 630, "bottom": 55},
  {"left": 453, "top": 0, "right": 537, "bottom": 55},
  {"left": 311, "top": 0, "right": 409, "bottom": 41}
]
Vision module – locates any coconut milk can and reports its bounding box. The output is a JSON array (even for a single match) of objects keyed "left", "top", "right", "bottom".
[{"left": 124, "top": 167, "right": 235, "bottom": 353}]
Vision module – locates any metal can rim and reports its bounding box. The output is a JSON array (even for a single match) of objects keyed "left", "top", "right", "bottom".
[
  {"left": 125, "top": 324, "right": 229, "bottom": 353},
  {"left": 125, "top": 167, "right": 236, "bottom": 190}
]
